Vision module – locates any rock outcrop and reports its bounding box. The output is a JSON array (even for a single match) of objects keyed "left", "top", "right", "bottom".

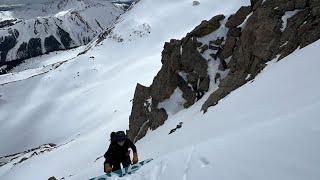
[
  {"left": 128, "top": 15, "right": 225, "bottom": 142},
  {"left": 128, "top": 0, "right": 320, "bottom": 141},
  {"left": 202, "top": 0, "right": 320, "bottom": 111},
  {"left": 48, "top": 177, "right": 57, "bottom": 180},
  {"left": 0, "top": 143, "right": 56, "bottom": 168}
]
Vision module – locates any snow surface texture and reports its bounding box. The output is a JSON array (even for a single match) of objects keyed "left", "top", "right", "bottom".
[{"left": 1, "top": 0, "right": 320, "bottom": 179}]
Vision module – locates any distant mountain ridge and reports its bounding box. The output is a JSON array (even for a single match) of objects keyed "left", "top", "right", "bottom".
[
  {"left": 111, "top": 0, "right": 136, "bottom": 10},
  {"left": 0, "top": 0, "right": 124, "bottom": 74}
]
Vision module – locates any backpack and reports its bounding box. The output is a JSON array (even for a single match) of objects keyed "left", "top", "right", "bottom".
[{"left": 110, "top": 132, "right": 116, "bottom": 142}]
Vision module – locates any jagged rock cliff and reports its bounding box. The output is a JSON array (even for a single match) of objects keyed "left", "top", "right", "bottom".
[{"left": 128, "top": 0, "right": 320, "bottom": 142}]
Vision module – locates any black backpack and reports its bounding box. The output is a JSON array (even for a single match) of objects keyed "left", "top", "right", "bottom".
[{"left": 110, "top": 132, "right": 116, "bottom": 142}]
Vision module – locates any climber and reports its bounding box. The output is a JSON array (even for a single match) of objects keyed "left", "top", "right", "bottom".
[{"left": 103, "top": 131, "right": 139, "bottom": 173}]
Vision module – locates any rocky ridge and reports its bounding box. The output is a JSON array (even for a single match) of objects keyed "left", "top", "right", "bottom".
[{"left": 128, "top": 0, "right": 320, "bottom": 142}]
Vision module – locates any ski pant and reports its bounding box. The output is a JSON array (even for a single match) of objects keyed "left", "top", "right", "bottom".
[{"left": 110, "top": 156, "right": 131, "bottom": 172}]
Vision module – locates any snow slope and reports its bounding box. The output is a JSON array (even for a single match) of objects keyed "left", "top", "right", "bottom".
[
  {"left": 72, "top": 40, "right": 320, "bottom": 180},
  {"left": 1, "top": 0, "right": 319, "bottom": 179}
]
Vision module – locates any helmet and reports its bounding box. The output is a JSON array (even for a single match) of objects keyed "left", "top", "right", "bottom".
[{"left": 115, "top": 131, "right": 126, "bottom": 142}]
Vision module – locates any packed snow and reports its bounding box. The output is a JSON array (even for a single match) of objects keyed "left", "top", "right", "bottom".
[
  {"left": 281, "top": 10, "right": 301, "bottom": 32},
  {"left": 1, "top": 0, "right": 319, "bottom": 180}
]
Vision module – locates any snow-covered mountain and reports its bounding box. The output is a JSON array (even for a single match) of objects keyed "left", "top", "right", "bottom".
[
  {"left": 0, "top": 0, "right": 319, "bottom": 180},
  {"left": 111, "top": 0, "right": 136, "bottom": 11},
  {"left": 0, "top": 0, "right": 123, "bottom": 74}
]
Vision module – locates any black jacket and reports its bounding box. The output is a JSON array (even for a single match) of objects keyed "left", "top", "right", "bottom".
[{"left": 104, "top": 139, "right": 137, "bottom": 164}]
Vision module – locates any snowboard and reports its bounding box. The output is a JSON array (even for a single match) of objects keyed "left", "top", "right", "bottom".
[{"left": 89, "top": 158, "right": 153, "bottom": 180}]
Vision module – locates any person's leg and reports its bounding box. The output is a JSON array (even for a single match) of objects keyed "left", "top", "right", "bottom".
[
  {"left": 111, "top": 161, "right": 121, "bottom": 172},
  {"left": 121, "top": 156, "right": 131, "bottom": 168}
]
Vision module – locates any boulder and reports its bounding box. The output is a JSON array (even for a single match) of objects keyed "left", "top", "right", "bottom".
[
  {"left": 128, "top": 84, "right": 151, "bottom": 142},
  {"left": 190, "top": 15, "right": 225, "bottom": 37},
  {"left": 211, "top": 37, "right": 224, "bottom": 45},
  {"left": 218, "top": 36, "right": 237, "bottom": 60},
  {"left": 227, "top": 27, "right": 242, "bottom": 37},
  {"left": 200, "top": 44, "right": 209, "bottom": 53},
  {"left": 225, "top": 6, "right": 252, "bottom": 28}
]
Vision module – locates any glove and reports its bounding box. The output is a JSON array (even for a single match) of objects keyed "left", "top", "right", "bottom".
[
  {"left": 104, "top": 163, "right": 112, "bottom": 173},
  {"left": 132, "top": 152, "right": 139, "bottom": 164}
]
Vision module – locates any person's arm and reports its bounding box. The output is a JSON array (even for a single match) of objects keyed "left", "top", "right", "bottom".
[
  {"left": 126, "top": 139, "right": 139, "bottom": 164},
  {"left": 104, "top": 145, "right": 114, "bottom": 173},
  {"left": 104, "top": 145, "right": 114, "bottom": 164},
  {"left": 126, "top": 139, "right": 137, "bottom": 153}
]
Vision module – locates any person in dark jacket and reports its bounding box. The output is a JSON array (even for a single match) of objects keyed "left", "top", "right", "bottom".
[{"left": 104, "top": 131, "right": 139, "bottom": 173}]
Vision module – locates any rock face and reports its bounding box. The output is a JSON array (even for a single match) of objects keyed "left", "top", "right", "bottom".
[
  {"left": 128, "top": 0, "right": 320, "bottom": 141},
  {"left": 0, "top": 143, "right": 57, "bottom": 168},
  {"left": 128, "top": 15, "right": 225, "bottom": 142},
  {"left": 0, "top": 29, "right": 19, "bottom": 64},
  {"left": 202, "top": 0, "right": 320, "bottom": 111}
]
